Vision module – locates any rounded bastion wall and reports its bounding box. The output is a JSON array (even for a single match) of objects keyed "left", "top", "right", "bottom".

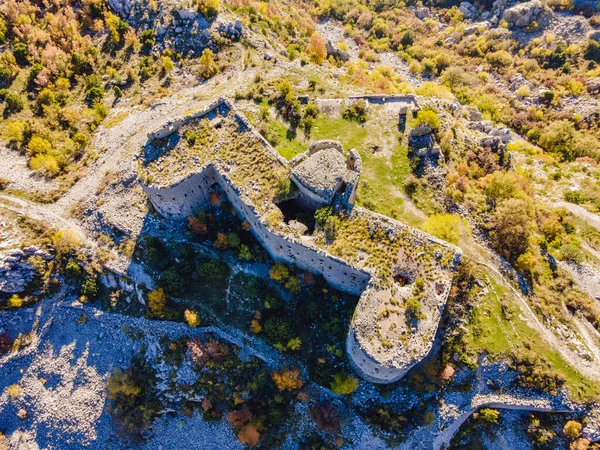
[{"left": 346, "top": 328, "right": 409, "bottom": 383}]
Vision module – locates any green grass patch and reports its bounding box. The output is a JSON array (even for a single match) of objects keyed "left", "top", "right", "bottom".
[
  {"left": 464, "top": 266, "right": 600, "bottom": 401},
  {"left": 309, "top": 115, "right": 369, "bottom": 152},
  {"left": 271, "top": 121, "right": 306, "bottom": 160},
  {"left": 356, "top": 143, "right": 414, "bottom": 220},
  {"left": 104, "top": 111, "right": 130, "bottom": 129}
]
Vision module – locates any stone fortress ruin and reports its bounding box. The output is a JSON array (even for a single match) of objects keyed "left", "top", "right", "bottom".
[{"left": 138, "top": 97, "right": 461, "bottom": 383}]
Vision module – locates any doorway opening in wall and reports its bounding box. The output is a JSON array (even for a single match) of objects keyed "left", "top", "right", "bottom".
[{"left": 275, "top": 198, "right": 316, "bottom": 234}]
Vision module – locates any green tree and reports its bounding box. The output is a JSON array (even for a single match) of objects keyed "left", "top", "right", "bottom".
[
  {"left": 148, "top": 288, "right": 167, "bottom": 317},
  {"left": 263, "top": 316, "right": 295, "bottom": 344},
  {"left": 516, "top": 249, "right": 538, "bottom": 278},
  {"left": 490, "top": 198, "right": 534, "bottom": 263},
  {"left": 307, "top": 33, "right": 327, "bottom": 64},
  {"left": 81, "top": 278, "right": 99, "bottom": 298},
  {"left": 197, "top": 258, "right": 230, "bottom": 283},
  {"left": 107, "top": 369, "right": 141, "bottom": 399},
  {"left": 324, "top": 215, "right": 340, "bottom": 240},
  {"left": 422, "top": 214, "right": 464, "bottom": 244},
  {"left": 160, "top": 55, "right": 174, "bottom": 75},
  {"left": 330, "top": 372, "right": 359, "bottom": 395},
  {"left": 227, "top": 232, "right": 241, "bottom": 249},
  {"left": 238, "top": 244, "right": 252, "bottom": 261},
  {"left": 284, "top": 276, "right": 301, "bottom": 294},
  {"left": 159, "top": 268, "right": 186, "bottom": 296},
  {"left": 86, "top": 86, "right": 104, "bottom": 104},
  {"left": 198, "top": 49, "right": 218, "bottom": 79},
  {"left": 269, "top": 262, "right": 289, "bottom": 282},
  {"left": 286, "top": 337, "right": 302, "bottom": 351}
]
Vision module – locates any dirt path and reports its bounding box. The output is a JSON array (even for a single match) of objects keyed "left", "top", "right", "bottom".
[
  {"left": 0, "top": 193, "right": 90, "bottom": 242},
  {"left": 433, "top": 396, "right": 572, "bottom": 450},
  {"left": 478, "top": 260, "right": 600, "bottom": 382},
  {"left": 554, "top": 201, "right": 600, "bottom": 231}
]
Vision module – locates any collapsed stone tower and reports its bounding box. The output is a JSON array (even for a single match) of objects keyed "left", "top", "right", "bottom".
[{"left": 289, "top": 140, "right": 361, "bottom": 209}]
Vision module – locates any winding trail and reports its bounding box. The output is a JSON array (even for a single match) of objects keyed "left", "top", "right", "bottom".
[
  {"left": 477, "top": 260, "right": 600, "bottom": 382},
  {"left": 0, "top": 38, "right": 594, "bottom": 448}
]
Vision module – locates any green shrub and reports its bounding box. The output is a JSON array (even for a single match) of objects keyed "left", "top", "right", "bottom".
[
  {"left": 2, "top": 91, "right": 24, "bottom": 114},
  {"left": 65, "top": 259, "right": 83, "bottom": 278},
  {"left": 474, "top": 408, "right": 500, "bottom": 424},
  {"left": 405, "top": 297, "right": 424, "bottom": 320},
  {"left": 269, "top": 262, "right": 289, "bottom": 282},
  {"left": 141, "top": 30, "right": 155, "bottom": 48},
  {"left": 330, "top": 372, "right": 358, "bottom": 395},
  {"left": 564, "top": 190, "right": 584, "bottom": 204},
  {"left": 485, "top": 50, "right": 513, "bottom": 69},
  {"left": 314, "top": 206, "right": 333, "bottom": 227},
  {"left": 343, "top": 100, "right": 368, "bottom": 122},
  {"left": 412, "top": 109, "right": 439, "bottom": 130},
  {"left": 12, "top": 43, "right": 28, "bottom": 65},
  {"left": 263, "top": 316, "right": 295, "bottom": 345},
  {"left": 81, "top": 278, "right": 99, "bottom": 298},
  {"left": 196, "top": 0, "right": 219, "bottom": 19},
  {"left": 584, "top": 39, "right": 600, "bottom": 63}
]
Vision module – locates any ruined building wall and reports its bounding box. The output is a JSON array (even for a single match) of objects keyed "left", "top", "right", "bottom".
[{"left": 142, "top": 166, "right": 371, "bottom": 296}]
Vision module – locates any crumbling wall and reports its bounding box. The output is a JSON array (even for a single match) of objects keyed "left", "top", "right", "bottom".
[
  {"left": 143, "top": 165, "right": 371, "bottom": 296},
  {"left": 143, "top": 167, "right": 220, "bottom": 217},
  {"left": 307, "top": 140, "right": 344, "bottom": 156},
  {"left": 141, "top": 97, "right": 459, "bottom": 385}
]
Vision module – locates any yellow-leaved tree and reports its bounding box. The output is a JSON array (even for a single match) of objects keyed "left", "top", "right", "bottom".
[{"left": 307, "top": 33, "right": 327, "bottom": 64}]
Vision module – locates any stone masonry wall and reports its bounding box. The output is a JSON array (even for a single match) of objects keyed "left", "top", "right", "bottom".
[
  {"left": 142, "top": 166, "right": 371, "bottom": 296},
  {"left": 141, "top": 97, "right": 458, "bottom": 384}
]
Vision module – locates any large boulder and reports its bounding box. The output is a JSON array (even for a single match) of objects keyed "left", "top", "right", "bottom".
[
  {"left": 416, "top": 7, "right": 430, "bottom": 19},
  {"left": 587, "top": 78, "right": 600, "bottom": 93},
  {"left": 459, "top": 1, "right": 479, "bottom": 19},
  {"left": 502, "top": 0, "right": 551, "bottom": 28},
  {"left": 326, "top": 40, "right": 350, "bottom": 62}
]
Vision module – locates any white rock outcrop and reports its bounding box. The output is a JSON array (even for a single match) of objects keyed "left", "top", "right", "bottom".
[{"left": 502, "top": 0, "right": 551, "bottom": 28}]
